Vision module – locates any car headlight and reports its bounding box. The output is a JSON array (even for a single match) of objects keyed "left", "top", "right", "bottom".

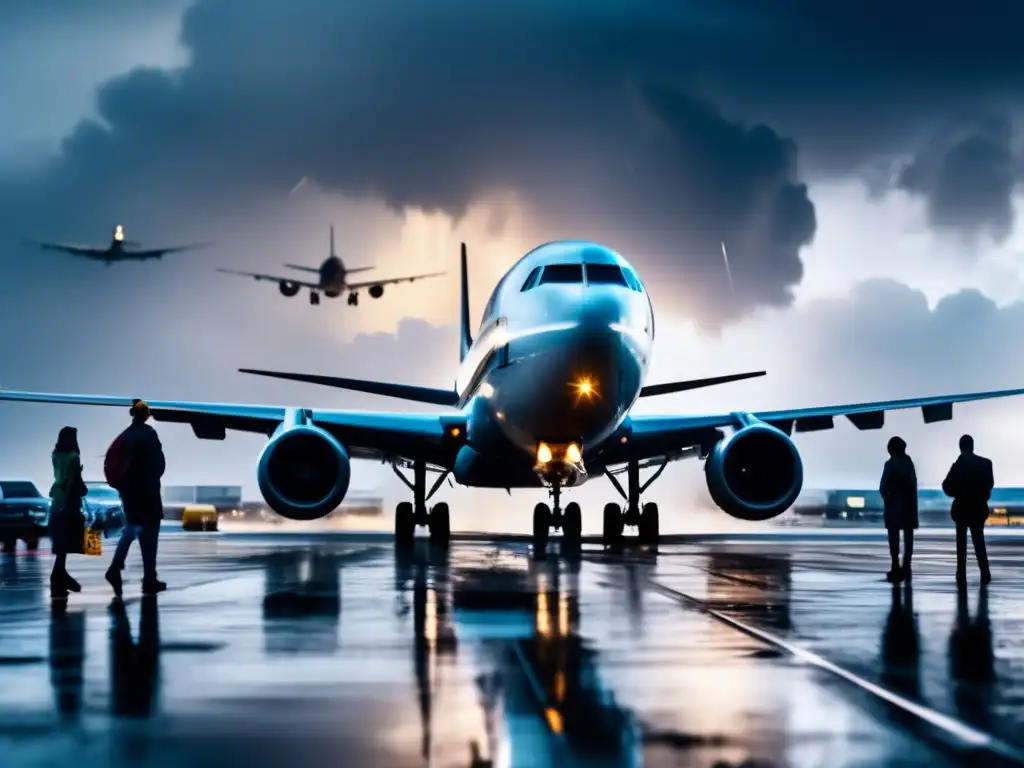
[{"left": 29, "top": 507, "right": 48, "bottom": 521}]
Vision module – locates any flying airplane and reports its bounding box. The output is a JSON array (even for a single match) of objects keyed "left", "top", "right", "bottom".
[
  {"left": 30, "top": 224, "right": 210, "bottom": 264},
  {"left": 1, "top": 240, "right": 1023, "bottom": 552},
  {"left": 217, "top": 224, "right": 446, "bottom": 306}
]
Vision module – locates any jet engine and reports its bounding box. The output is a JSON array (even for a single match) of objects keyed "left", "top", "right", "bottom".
[
  {"left": 368, "top": 284, "right": 384, "bottom": 299},
  {"left": 279, "top": 280, "right": 300, "bottom": 297},
  {"left": 704, "top": 419, "right": 803, "bottom": 521},
  {"left": 257, "top": 424, "right": 351, "bottom": 520}
]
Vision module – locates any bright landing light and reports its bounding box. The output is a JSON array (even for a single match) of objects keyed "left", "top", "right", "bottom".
[
  {"left": 537, "top": 442, "right": 553, "bottom": 464},
  {"left": 114, "top": 224, "right": 124, "bottom": 242},
  {"left": 566, "top": 443, "right": 582, "bottom": 464},
  {"left": 572, "top": 376, "right": 598, "bottom": 402}
]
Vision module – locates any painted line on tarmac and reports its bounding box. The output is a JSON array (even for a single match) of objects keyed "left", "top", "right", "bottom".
[{"left": 648, "top": 578, "right": 1024, "bottom": 765}]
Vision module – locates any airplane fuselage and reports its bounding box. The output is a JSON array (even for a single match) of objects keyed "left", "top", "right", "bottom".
[
  {"left": 319, "top": 256, "right": 345, "bottom": 296},
  {"left": 452, "top": 241, "right": 654, "bottom": 488}
]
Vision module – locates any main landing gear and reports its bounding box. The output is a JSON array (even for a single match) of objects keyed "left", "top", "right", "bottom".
[
  {"left": 347, "top": 292, "right": 359, "bottom": 306},
  {"left": 602, "top": 460, "right": 665, "bottom": 547},
  {"left": 532, "top": 483, "right": 582, "bottom": 555},
  {"left": 392, "top": 460, "right": 451, "bottom": 548}
]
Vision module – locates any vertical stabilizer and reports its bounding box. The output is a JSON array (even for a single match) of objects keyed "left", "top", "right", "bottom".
[
  {"left": 330, "top": 224, "right": 336, "bottom": 258},
  {"left": 460, "top": 242, "right": 473, "bottom": 362}
]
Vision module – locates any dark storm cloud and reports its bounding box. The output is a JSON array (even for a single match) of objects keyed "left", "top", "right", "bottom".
[
  {"left": 898, "top": 115, "right": 1019, "bottom": 243},
  {"left": 3, "top": 0, "right": 1024, "bottom": 330}
]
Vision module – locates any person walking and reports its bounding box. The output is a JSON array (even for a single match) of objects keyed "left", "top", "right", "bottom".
[
  {"left": 880, "top": 436, "right": 918, "bottom": 583},
  {"left": 104, "top": 401, "right": 167, "bottom": 597},
  {"left": 48, "top": 426, "right": 87, "bottom": 599},
  {"left": 942, "top": 434, "right": 993, "bottom": 587}
]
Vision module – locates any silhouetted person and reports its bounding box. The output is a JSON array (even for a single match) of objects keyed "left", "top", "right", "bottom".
[
  {"left": 105, "top": 401, "right": 167, "bottom": 597},
  {"left": 942, "top": 434, "right": 993, "bottom": 587},
  {"left": 48, "top": 426, "right": 87, "bottom": 599},
  {"left": 880, "top": 436, "right": 918, "bottom": 583},
  {"left": 949, "top": 587, "right": 995, "bottom": 730}
]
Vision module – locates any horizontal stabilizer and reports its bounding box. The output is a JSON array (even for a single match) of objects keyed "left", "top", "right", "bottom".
[
  {"left": 239, "top": 368, "right": 459, "bottom": 406},
  {"left": 639, "top": 370, "right": 766, "bottom": 397},
  {"left": 344, "top": 265, "right": 376, "bottom": 274},
  {"left": 283, "top": 264, "right": 322, "bottom": 274}
]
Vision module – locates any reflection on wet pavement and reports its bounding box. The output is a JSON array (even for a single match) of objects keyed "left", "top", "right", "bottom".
[{"left": 2, "top": 533, "right": 1023, "bottom": 766}]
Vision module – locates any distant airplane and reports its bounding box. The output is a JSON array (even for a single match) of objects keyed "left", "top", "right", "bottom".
[
  {"left": 216, "top": 224, "right": 445, "bottom": 306},
  {"left": 30, "top": 224, "right": 210, "bottom": 265}
]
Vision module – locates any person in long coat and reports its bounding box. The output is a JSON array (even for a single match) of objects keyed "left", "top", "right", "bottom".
[
  {"left": 49, "top": 426, "right": 87, "bottom": 599},
  {"left": 880, "top": 436, "right": 919, "bottom": 583}
]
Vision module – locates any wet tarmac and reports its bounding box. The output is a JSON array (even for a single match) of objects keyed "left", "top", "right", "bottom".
[{"left": 2, "top": 530, "right": 1024, "bottom": 767}]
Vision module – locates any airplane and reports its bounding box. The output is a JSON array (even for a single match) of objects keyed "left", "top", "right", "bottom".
[
  {"left": 30, "top": 224, "right": 210, "bottom": 265},
  {"left": 217, "top": 224, "right": 446, "bottom": 306},
  {"left": 1, "top": 239, "right": 1024, "bottom": 552}
]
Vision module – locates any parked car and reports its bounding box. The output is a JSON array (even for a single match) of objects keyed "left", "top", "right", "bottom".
[
  {"left": 83, "top": 481, "right": 125, "bottom": 536},
  {"left": 0, "top": 479, "right": 50, "bottom": 552}
]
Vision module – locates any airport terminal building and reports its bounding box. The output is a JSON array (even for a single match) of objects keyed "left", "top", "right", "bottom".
[{"left": 794, "top": 487, "right": 1024, "bottom": 525}]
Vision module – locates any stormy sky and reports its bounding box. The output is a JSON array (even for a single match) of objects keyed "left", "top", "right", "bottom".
[{"left": 1, "top": 1, "right": 1024, "bottom": 530}]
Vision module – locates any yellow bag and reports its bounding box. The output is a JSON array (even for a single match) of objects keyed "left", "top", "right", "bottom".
[{"left": 84, "top": 527, "right": 103, "bottom": 556}]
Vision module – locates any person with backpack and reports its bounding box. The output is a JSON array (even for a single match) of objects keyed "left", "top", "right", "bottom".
[{"left": 104, "top": 401, "right": 167, "bottom": 597}]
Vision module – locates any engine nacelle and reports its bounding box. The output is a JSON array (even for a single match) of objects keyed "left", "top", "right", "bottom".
[
  {"left": 279, "top": 280, "right": 300, "bottom": 297},
  {"left": 257, "top": 424, "right": 351, "bottom": 520},
  {"left": 368, "top": 284, "right": 384, "bottom": 299},
  {"left": 704, "top": 420, "right": 803, "bottom": 521}
]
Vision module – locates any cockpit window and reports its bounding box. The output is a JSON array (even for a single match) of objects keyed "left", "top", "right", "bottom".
[
  {"left": 584, "top": 264, "right": 627, "bottom": 286},
  {"left": 538, "top": 264, "right": 584, "bottom": 285},
  {"left": 621, "top": 268, "right": 644, "bottom": 293},
  {"left": 520, "top": 266, "right": 543, "bottom": 291}
]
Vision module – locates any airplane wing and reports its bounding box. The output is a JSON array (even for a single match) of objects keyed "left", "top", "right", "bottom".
[
  {"left": 0, "top": 389, "right": 464, "bottom": 466},
  {"left": 216, "top": 267, "right": 322, "bottom": 290},
  {"left": 123, "top": 242, "right": 212, "bottom": 260},
  {"left": 33, "top": 241, "right": 110, "bottom": 258},
  {"left": 606, "top": 386, "right": 1024, "bottom": 467},
  {"left": 347, "top": 270, "right": 446, "bottom": 290}
]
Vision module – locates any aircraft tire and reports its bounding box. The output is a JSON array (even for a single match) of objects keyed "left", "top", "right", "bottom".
[
  {"left": 639, "top": 502, "right": 660, "bottom": 544},
  {"left": 395, "top": 501, "right": 415, "bottom": 546},
  {"left": 563, "top": 501, "right": 582, "bottom": 545},
  {"left": 532, "top": 502, "right": 551, "bottom": 554},
  {"left": 429, "top": 502, "right": 451, "bottom": 546},
  {"left": 602, "top": 503, "right": 623, "bottom": 545}
]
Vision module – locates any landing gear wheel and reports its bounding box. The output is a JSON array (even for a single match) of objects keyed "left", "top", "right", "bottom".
[
  {"left": 429, "top": 502, "right": 450, "bottom": 546},
  {"left": 563, "top": 502, "right": 582, "bottom": 547},
  {"left": 639, "top": 502, "right": 660, "bottom": 544},
  {"left": 347, "top": 292, "right": 359, "bottom": 306},
  {"left": 310, "top": 291, "right": 320, "bottom": 305},
  {"left": 1, "top": 539, "right": 14, "bottom": 554},
  {"left": 395, "top": 501, "right": 415, "bottom": 547},
  {"left": 602, "top": 503, "right": 623, "bottom": 546},
  {"left": 25, "top": 539, "right": 39, "bottom": 552},
  {"left": 533, "top": 503, "right": 551, "bottom": 554}
]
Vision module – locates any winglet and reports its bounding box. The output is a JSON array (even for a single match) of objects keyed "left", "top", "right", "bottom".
[{"left": 460, "top": 242, "right": 473, "bottom": 362}]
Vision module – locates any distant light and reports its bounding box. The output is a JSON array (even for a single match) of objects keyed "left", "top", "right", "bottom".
[
  {"left": 846, "top": 496, "right": 865, "bottom": 509},
  {"left": 566, "top": 443, "right": 582, "bottom": 464},
  {"left": 537, "top": 442, "right": 553, "bottom": 464},
  {"left": 114, "top": 224, "right": 124, "bottom": 242}
]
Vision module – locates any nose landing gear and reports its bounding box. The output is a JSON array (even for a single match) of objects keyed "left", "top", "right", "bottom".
[
  {"left": 347, "top": 292, "right": 359, "bottom": 306},
  {"left": 310, "top": 291, "right": 320, "bottom": 305},
  {"left": 602, "top": 460, "right": 665, "bottom": 547},
  {"left": 531, "top": 484, "right": 582, "bottom": 555},
  {"left": 392, "top": 460, "right": 451, "bottom": 548}
]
